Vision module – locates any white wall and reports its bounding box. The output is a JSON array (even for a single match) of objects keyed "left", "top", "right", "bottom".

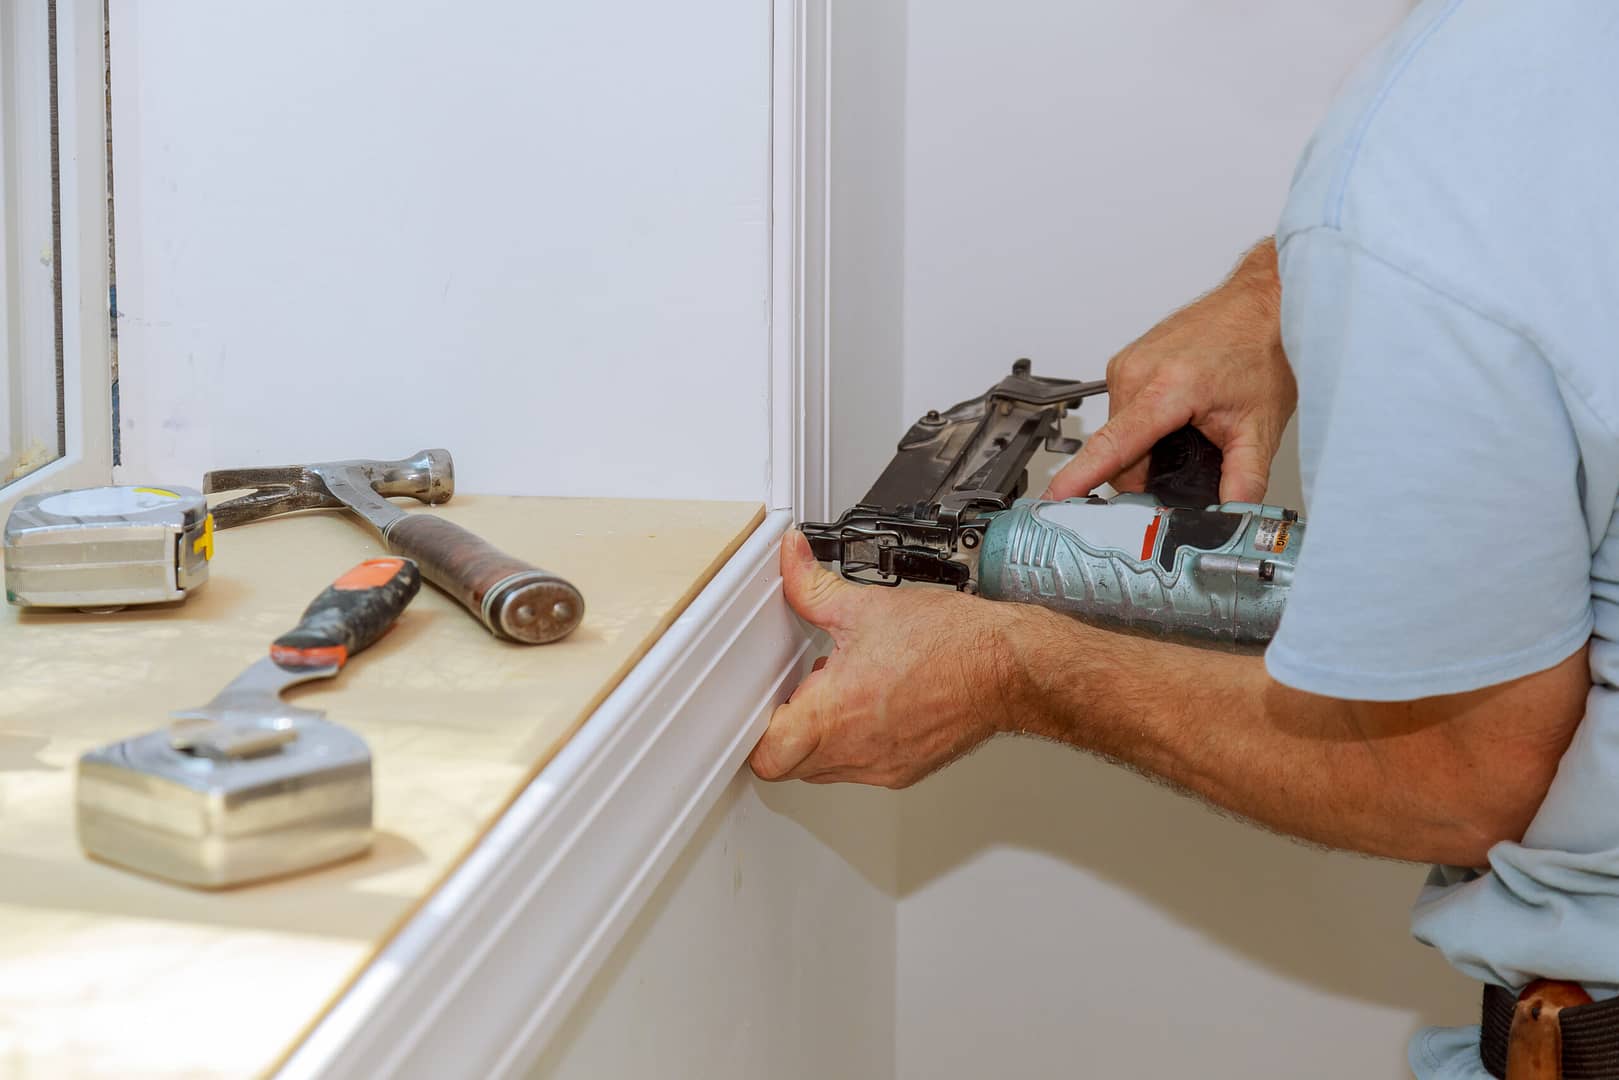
[
  {"left": 901, "top": 0, "right": 1413, "bottom": 427},
  {"left": 898, "top": 742, "right": 1475, "bottom": 1080},
  {"left": 108, "top": 1, "right": 771, "bottom": 500},
  {"left": 895, "top": 3, "right": 1477, "bottom": 1079},
  {"left": 828, "top": 0, "right": 908, "bottom": 512},
  {"left": 530, "top": 773, "right": 897, "bottom": 1080}
]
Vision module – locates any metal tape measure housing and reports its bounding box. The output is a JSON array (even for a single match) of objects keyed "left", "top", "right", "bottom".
[{"left": 3, "top": 485, "right": 212, "bottom": 610}]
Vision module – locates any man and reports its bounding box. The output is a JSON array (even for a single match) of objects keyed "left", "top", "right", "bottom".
[{"left": 750, "top": 3, "right": 1619, "bottom": 1077}]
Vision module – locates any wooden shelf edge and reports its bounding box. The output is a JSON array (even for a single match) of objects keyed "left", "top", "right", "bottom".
[{"left": 278, "top": 509, "right": 811, "bottom": 1079}]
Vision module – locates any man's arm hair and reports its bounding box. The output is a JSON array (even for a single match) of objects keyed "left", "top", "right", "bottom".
[{"left": 995, "top": 607, "right": 1590, "bottom": 867}]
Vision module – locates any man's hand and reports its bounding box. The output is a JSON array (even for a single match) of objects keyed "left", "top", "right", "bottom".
[
  {"left": 1045, "top": 238, "right": 1296, "bottom": 504},
  {"left": 749, "top": 531, "right": 1017, "bottom": 788}
]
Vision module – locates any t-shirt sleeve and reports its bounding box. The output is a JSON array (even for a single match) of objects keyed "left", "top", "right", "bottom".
[{"left": 1265, "top": 228, "right": 1592, "bottom": 701}]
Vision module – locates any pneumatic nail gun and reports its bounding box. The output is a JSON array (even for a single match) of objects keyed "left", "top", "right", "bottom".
[{"left": 800, "top": 360, "right": 1304, "bottom": 649}]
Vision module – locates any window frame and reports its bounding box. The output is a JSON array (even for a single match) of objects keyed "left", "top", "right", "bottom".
[
  {"left": 0, "top": 0, "right": 110, "bottom": 515},
  {"left": 0, "top": 0, "right": 61, "bottom": 488}
]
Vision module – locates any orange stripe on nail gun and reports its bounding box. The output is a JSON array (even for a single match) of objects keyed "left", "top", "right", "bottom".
[
  {"left": 333, "top": 557, "right": 405, "bottom": 591},
  {"left": 271, "top": 643, "right": 349, "bottom": 669},
  {"left": 1141, "top": 511, "right": 1164, "bottom": 561}
]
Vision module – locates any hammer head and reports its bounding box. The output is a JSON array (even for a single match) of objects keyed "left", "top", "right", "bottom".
[
  {"left": 312, "top": 449, "right": 455, "bottom": 504},
  {"left": 204, "top": 449, "right": 455, "bottom": 530}
]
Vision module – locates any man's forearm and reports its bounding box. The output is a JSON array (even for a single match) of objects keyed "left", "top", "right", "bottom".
[
  {"left": 1230, "top": 236, "right": 1282, "bottom": 314},
  {"left": 994, "top": 606, "right": 1586, "bottom": 867}
]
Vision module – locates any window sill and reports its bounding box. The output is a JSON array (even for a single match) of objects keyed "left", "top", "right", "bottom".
[{"left": 0, "top": 497, "right": 808, "bottom": 1078}]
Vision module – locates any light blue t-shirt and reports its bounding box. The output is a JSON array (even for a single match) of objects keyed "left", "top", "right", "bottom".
[{"left": 1267, "top": 2, "right": 1619, "bottom": 1076}]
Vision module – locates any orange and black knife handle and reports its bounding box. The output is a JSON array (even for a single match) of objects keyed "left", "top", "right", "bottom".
[{"left": 270, "top": 557, "right": 423, "bottom": 670}]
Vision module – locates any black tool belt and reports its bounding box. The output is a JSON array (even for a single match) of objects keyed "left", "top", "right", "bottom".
[{"left": 1482, "top": 984, "right": 1619, "bottom": 1078}]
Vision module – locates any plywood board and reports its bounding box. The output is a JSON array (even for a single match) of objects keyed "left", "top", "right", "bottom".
[{"left": 0, "top": 496, "right": 763, "bottom": 1078}]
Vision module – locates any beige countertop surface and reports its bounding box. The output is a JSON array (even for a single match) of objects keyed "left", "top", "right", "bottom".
[{"left": 0, "top": 495, "right": 764, "bottom": 1079}]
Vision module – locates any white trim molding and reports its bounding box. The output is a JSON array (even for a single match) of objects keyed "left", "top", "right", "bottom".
[
  {"left": 281, "top": 510, "right": 813, "bottom": 1079},
  {"left": 769, "top": 0, "right": 831, "bottom": 521}
]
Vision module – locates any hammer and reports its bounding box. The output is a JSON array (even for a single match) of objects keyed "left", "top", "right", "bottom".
[{"left": 204, "top": 450, "right": 584, "bottom": 644}]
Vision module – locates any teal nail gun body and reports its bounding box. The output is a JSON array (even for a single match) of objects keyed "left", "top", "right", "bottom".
[{"left": 801, "top": 360, "right": 1303, "bottom": 648}]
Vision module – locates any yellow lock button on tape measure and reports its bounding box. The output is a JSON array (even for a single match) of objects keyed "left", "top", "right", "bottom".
[{"left": 3, "top": 485, "right": 213, "bottom": 611}]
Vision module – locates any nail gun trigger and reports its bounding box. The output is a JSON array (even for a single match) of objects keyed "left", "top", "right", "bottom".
[{"left": 1045, "top": 435, "right": 1082, "bottom": 455}]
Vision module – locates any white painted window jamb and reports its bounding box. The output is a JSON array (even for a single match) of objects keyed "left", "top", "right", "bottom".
[
  {"left": 0, "top": 0, "right": 111, "bottom": 513},
  {"left": 0, "top": 1, "right": 60, "bottom": 488}
]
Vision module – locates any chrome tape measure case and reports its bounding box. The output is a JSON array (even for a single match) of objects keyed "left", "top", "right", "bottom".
[
  {"left": 77, "top": 717, "right": 372, "bottom": 888},
  {"left": 3, "top": 486, "right": 214, "bottom": 609}
]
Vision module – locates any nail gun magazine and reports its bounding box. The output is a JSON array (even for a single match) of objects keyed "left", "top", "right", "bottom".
[{"left": 799, "top": 360, "right": 1306, "bottom": 649}]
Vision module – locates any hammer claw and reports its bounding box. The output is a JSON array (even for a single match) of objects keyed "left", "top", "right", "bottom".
[
  {"left": 208, "top": 487, "right": 344, "bottom": 530},
  {"left": 203, "top": 466, "right": 319, "bottom": 496}
]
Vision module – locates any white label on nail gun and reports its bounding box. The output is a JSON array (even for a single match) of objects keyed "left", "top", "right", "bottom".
[
  {"left": 1254, "top": 517, "right": 1293, "bottom": 554},
  {"left": 1036, "top": 502, "right": 1163, "bottom": 560},
  {"left": 38, "top": 486, "right": 180, "bottom": 520}
]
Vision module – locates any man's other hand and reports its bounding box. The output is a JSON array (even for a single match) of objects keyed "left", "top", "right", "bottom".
[
  {"left": 1044, "top": 238, "right": 1296, "bottom": 505},
  {"left": 749, "top": 531, "right": 1018, "bottom": 789}
]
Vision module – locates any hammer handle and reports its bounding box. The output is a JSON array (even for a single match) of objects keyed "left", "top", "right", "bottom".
[{"left": 384, "top": 515, "right": 584, "bottom": 644}]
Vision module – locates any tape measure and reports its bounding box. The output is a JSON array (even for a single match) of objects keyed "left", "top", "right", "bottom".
[{"left": 3, "top": 485, "right": 213, "bottom": 610}]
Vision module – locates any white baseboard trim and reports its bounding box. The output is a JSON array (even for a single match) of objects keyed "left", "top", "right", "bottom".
[{"left": 280, "top": 509, "right": 812, "bottom": 1079}]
